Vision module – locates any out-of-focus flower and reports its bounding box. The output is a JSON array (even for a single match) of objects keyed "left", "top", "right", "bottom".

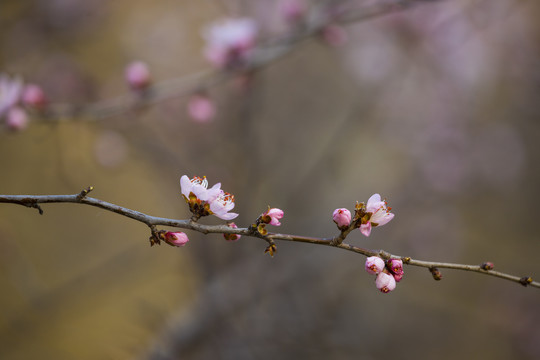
[
  {"left": 125, "top": 61, "right": 151, "bottom": 90},
  {"left": 0, "top": 74, "right": 23, "bottom": 118},
  {"left": 223, "top": 222, "right": 241, "bottom": 241},
  {"left": 321, "top": 24, "right": 348, "bottom": 47},
  {"left": 333, "top": 208, "right": 351, "bottom": 229},
  {"left": 6, "top": 107, "right": 28, "bottom": 131},
  {"left": 365, "top": 256, "right": 385, "bottom": 275},
  {"left": 359, "top": 193, "right": 394, "bottom": 237},
  {"left": 279, "top": 0, "right": 307, "bottom": 24},
  {"left": 22, "top": 84, "right": 47, "bottom": 109},
  {"left": 187, "top": 94, "right": 215, "bottom": 123},
  {"left": 203, "top": 18, "right": 258, "bottom": 69},
  {"left": 261, "top": 208, "right": 284, "bottom": 226},
  {"left": 375, "top": 271, "right": 396, "bottom": 293},
  {"left": 210, "top": 191, "right": 239, "bottom": 220},
  {"left": 164, "top": 231, "right": 189, "bottom": 247}
]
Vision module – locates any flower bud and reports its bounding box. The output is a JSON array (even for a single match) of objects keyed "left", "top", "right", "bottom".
[
  {"left": 188, "top": 94, "right": 215, "bottom": 123},
  {"left": 387, "top": 259, "right": 404, "bottom": 276},
  {"left": 262, "top": 208, "right": 284, "bottom": 226},
  {"left": 22, "top": 84, "right": 47, "bottom": 109},
  {"left": 365, "top": 256, "right": 385, "bottom": 275},
  {"left": 164, "top": 231, "right": 189, "bottom": 247},
  {"left": 375, "top": 272, "right": 396, "bottom": 293},
  {"left": 332, "top": 208, "right": 351, "bottom": 229},
  {"left": 223, "top": 222, "right": 241, "bottom": 241},
  {"left": 480, "top": 262, "right": 494, "bottom": 270},
  {"left": 125, "top": 61, "right": 151, "bottom": 90},
  {"left": 6, "top": 107, "right": 28, "bottom": 131}
]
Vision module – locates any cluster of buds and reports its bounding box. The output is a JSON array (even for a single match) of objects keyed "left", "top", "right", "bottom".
[
  {"left": 223, "top": 222, "right": 241, "bottom": 242},
  {"left": 365, "top": 256, "right": 404, "bottom": 293},
  {"left": 1, "top": 73, "right": 47, "bottom": 131},
  {"left": 332, "top": 193, "right": 394, "bottom": 237},
  {"left": 203, "top": 18, "right": 259, "bottom": 70},
  {"left": 180, "top": 175, "right": 238, "bottom": 220}
]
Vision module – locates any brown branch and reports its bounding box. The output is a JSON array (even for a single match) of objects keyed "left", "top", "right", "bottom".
[{"left": 0, "top": 189, "right": 537, "bottom": 289}]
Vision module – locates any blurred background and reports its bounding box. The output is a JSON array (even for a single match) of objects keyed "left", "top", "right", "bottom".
[{"left": 1, "top": 0, "right": 539, "bottom": 359}]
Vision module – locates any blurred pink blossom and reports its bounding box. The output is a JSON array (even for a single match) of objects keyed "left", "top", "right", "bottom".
[
  {"left": 22, "top": 84, "right": 47, "bottom": 109},
  {"left": 125, "top": 61, "right": 151, "bottom": 90},
  {"left": 321, "top": 24, "right": 348, "bottom": 47},
  {"left": 279, "top": 0, "right": 307, "bottom": 24},
  {"left": 187, "top": 94, "right": 215, "bottom": 123},
  {"left": 203, "top": 18, "right": 258, "bottom": 69},
  {"left": 0, "top": 74, "right": 23, "bottom": 118},
  {"left": 6, "top": 107, "right": 28, "bottom": 131}
]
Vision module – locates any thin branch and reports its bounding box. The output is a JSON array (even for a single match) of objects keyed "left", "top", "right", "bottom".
[{"left": 0, "top": 190, "right": 537, "bottom": 289}]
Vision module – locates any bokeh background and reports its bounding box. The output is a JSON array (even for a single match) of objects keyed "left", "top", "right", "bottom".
[{"left": 1, "top": 0, "right": 539, "bottom": 359}]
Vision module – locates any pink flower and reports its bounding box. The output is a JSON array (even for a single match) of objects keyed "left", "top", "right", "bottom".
[
  {"left": 164, "top": 231, "right": 189, "bottom": 247},
  {"left": 187, "top": 94, "right": 215, "bottom": 123},
  {"left": 262, "top": 208, "right": 284, "bottom": 226},
  {"left": 209, "top": 190, "right": 239, "bottom": 220},
  {"left": 0, "top": 74, "right": 23, "bottom": 118},
  {"left": 180, "top": 175, "right": 221, "bottom": 202},
  {"left": 22, "top": 84, "right": 47, "bottom": 109},
  {"left": 125, "top": 61, "right": 151, "bottom": 90},
  {"left": 203, "top": 18, "right": 258, "bottom": 69},
  {"left": 387, "top": 259, "right": 404, "bottom": 276},
  {"left": 6, "top": 107, "right": 28, "bottom": 131},
  {"left": 333, "top": 208, "right": 351, "bottom": 229},
  {"left": 223, "top": 222, "right": 241, "bottom": 241},
  {"left": 359, "top": 193, "right": 394, "bottom": 237},
  {"left": 365, "top": 256, "right": 385, "bottom": 275},
  {"left": 375, "top": 272, "right": 396, "bottom": 293}
]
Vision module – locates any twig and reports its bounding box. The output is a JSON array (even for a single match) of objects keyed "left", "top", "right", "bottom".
[{"left": 0, "top": 190, "right": 537, "bottom": 289}]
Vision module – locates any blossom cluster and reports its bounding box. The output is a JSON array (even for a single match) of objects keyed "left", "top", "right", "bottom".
[
  {"left": 365, "top": 256, "right": 404, "bottom": 293},
  {"left": 333, "top": 193, "right": 394, "bottom": 237},
  {"left": 180, "top": 175, "right": 238, "bottom": 221},
  {"left": 0, "top": 73, "right": 46, "bottom": 131}
]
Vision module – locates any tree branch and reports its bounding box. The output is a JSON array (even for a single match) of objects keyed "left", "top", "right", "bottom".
[{"left": 0, "top": 189, "right": 537, "bottom": 289}]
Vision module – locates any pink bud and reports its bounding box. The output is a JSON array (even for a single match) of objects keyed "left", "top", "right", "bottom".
[
  {"left": 387, "top": 259, "right": 404, "bottom": 276},
  {"left": 262, "top": 208, "right": 284, "bottom": 226},
  {"left": 365, "top": 256, "right": 385, "bottom": 275},
  {"left": 392, "top": 272, "right": 404, "bottom": 283},
  {"left": 279, "top": 0, "right": 306, "bottom": 23},
  {"left": 164, "top": 231, "right": 189, "bottom": 247},
  {"left": 375, "top": 272, "right": 396, "bottom": 293},
  {"left": 223, "top": 222, "right": 241, "bottom": 242},
  {"left": 125, "top": 61, "right": 151, "bottom": 90},
  {"left": 332, "top": 208, "right": 351, "bottom": 229},
  {"left": 22, "top": 84, "right": 47, "bottom": 109},
  {"left": 187, "top": 94, "right": 215, "bottom": 123},
  {"left": 6, "top": 107, "right": 28, "bottom": 131},
  {"left": 321, "top": 24, "right": 348, "bottom": 47}
]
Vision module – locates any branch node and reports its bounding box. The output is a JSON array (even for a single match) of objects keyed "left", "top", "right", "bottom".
[
  {"left": 519, "top": 276, "right": 533, "bottom": 287},
  {"left": 401, "top": 256, "right": 411, "bottom": 264},
  {"left": 480, "top": 262, "right": 494, "bottom": 271},
  {"left": 77, "top": 186, "right": 94, "bottom": 200},
  {"left": 429, "top": 267, "right": 443, "bottom": 281}
]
